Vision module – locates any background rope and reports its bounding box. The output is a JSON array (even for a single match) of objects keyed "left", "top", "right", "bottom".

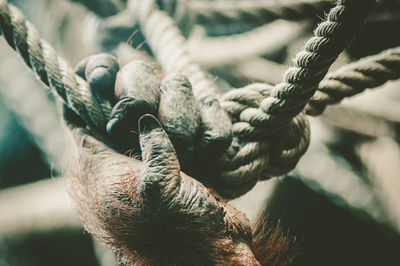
[
  {"left": 0, "top": 0, "right": 111, "bottom": 133},
  {"left": 69, "top": 0, "right": 126, "bottom": 18},
  {"left": 191, "top": 0, "right": 334, "bottom": 27},
  {"left": 187, "top": 20, "right": 307, "bottom": 67},
  {"left": 306, "top": 46, "right": 400, "bottom": 115}
]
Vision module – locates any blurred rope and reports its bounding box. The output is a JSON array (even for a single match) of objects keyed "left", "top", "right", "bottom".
[
  {"left": 359, "top": 138, "right": 400, "bottom": 232},
  {"left": 0, "top": 178, "right": 80, "bottom": 239},
  {"left": 306, "top": 46, "right": 400, "bottom": 115},
  {"left": 0, "top": 48, "right": 66, "bottom": 170},
  {"left": 191, "top": 0, "right": 334, "bottom": 26},
  {"left": 187, "top": 20, "right": 308, "bottom": 67},
  {"left": 294, "top": 119, "right": 388, "bottom": 225},
  {"left": 69, "top": 0, "right": 126, "bottom": 18}
]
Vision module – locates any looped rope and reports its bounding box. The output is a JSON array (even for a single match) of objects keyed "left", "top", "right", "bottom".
[
  {"left": 219, "top": 84, "right": 310, "bottom": 197},
  {"left": 0, "top": 0, "right": 111, "bottom": 133}
]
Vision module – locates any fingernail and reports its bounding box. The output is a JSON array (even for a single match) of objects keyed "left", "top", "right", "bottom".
[{"left": 138, "top": 114, "right": 162, "bottom": 135}]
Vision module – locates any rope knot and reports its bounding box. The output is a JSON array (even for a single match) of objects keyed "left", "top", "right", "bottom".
[{"left": 215, "top": 84, "right": 310, "bottom": 198}]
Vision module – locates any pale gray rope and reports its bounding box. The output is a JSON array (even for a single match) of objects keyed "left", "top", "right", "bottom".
[
  {"left": 0, "top": 52, "right": 66, "bottom": 171},
  {"left": 0, "top": 0, "right": 111, "bottom": 133},
  {"left": 306, "top": 46, "right": 400, "bottom": 115},
  {"left": 0, "top": 178, "right": 80, "bottom": 239},
  {"left": 187, "top": 19, "right": 308, "bottom": 67},
  {"left": 190, "top": 0, "right": 399, "bottom": 27},
  {"left": 190, "top": 0, "right": 334, "bottom": 26},
  {"left": 359, "top": 138, "right": 400, "bottom": 232}
]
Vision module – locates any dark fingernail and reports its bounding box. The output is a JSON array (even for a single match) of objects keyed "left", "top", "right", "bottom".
[{"left": 138, "top": 114, "right": 162, "bottom": 135}]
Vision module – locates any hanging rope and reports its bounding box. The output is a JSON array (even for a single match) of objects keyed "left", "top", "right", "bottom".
[
  {"left": 235, "top": 0, "right": 375, "bottom": 132},
  {"left": 0, "top": 0, "right": 111, "bottom": 133},
  {"left": 306, "top": 46, "right": 400, "bottom": 115}
]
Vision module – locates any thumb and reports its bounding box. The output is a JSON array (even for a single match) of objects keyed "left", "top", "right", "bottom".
[
  {"left": 138, "top": 114, "right": 181, "bottom": 205},
  {"left": 138, "top": 114, "right": 224, "bottom": 225}
]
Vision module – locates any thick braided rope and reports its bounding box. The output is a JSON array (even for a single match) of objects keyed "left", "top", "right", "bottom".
[
  {"left": 229, "top": 0, "right": 375, "bottom": 138},
  {"left": 0, "top": 0, "right": 111, "bottom": 131},
  {"left": 306, "top": 46, "right": 400, "bottom": 115},
  {"left": 191, "top": 0, "right": 334, "bottom": 26},
  {"left": 217, "top": 0, "right": 374, "bottom": 197},
  {"left": 219, "top": 84, "right": 310, "bottom": 197}
]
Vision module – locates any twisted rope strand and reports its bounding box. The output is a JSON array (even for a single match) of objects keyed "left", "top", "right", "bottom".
[
  {"left": 216, "top": 0, "right": 374, "bottom": 197},
  {"left": 0, "top": 0, "right": 111, "bottom": 131},
  {"left": 230, "top": 0, "right": 375, "bottom": 135},
  {"left": 187, "top": 20, "right": 307, "bottom": 67},
  {"left": 306, "top": 46, "right": 400, "bottom": 115}
]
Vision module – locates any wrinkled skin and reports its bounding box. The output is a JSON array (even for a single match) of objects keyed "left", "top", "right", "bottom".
[
  {"left": 72, "top": 53, "right": 232, "bottom": 176},
  {"left": 64, "top": 53, "right": 260, "bottom": 265}
]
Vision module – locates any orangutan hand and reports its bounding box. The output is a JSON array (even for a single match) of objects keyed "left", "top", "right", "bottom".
[
  {"left": 67, "top": 53, "right": 232, "bottom": 173},
  {"left": 66, "top": 110, "right": 258, "bottom": 265}
]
